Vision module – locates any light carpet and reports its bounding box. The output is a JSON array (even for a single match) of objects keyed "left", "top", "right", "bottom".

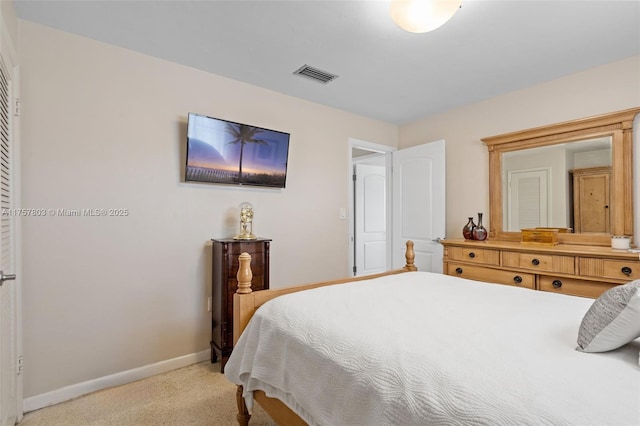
[{"left": 18, "top": 361, "right": 276, "bottom": 426}]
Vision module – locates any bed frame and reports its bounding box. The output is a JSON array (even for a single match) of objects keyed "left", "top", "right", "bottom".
[{"left": 231, "top": 240, "right": 417, "bottom": 426}]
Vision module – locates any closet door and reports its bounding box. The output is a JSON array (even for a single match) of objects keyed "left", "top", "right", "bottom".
[{"left": 0, "top": 33, "right": 20, "bottom": 426}]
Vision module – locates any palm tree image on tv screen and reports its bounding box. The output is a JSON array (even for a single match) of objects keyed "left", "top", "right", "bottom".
[{"left": 185, "top": 112, "right": 290, "bottom": 188}]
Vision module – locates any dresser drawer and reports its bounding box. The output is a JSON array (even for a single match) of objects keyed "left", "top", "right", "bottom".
[
  {"left": 447, "top": 262, "right": 535, "bottom": 289},
  {"left": 446, "top": 247, "right": 500, "bottom": 266},
  {"left": 579, "top": 257, "right": 640, "bottom": 281},
  {"left": 539, "top": 275, "right": 617, "bottom": 298},
  {"left": 502, "top": 251, "right": 575, "bottom": 274}
]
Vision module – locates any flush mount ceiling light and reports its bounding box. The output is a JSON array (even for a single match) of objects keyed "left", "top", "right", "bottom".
[{"left": 390, "top": 0, "right": 462, "bottom": 33}]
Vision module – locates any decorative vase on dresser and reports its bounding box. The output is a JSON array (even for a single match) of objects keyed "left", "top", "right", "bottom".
[
  {"left": 462, "top": 217, "right": 476, "bottom": 240},
  {"left": 210, "top": 238, "right": 271, "bottom": 372},
  {"left": 471, "top": 213, "right": 487, "bottom": 241}
]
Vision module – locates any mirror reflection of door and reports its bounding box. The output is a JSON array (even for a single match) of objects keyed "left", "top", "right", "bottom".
[
  {"left": 507, "top": 168, "right": 549, "bottom": 230},
  {"left": 571, "top": 167, "right": 611, "bottom": 233}
]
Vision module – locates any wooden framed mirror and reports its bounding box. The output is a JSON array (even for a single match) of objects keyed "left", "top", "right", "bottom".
[{"left": 482, "top": 107, "right": 640, "bottom": 246}]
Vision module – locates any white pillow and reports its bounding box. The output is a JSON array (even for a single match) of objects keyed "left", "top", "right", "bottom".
[{"left": 576, "top": 280, "right": 640, "bottom": 353}]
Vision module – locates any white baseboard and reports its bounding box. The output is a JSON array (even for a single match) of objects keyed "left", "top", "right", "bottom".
[{"left": 23, "top": 349, "right": 211, "bottom": 413}]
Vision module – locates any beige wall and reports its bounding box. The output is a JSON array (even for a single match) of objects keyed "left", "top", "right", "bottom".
[
  {"left": 18, "top": 20, "right": 397, "bottom": 398},
  {"left": 399, "top": 55, "right": 640, "bottom": 238},
  {"left": 1, "top": 0, "right": 16, "bottom": 46}
]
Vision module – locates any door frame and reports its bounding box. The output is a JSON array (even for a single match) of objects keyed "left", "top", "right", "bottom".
[{"left": 348, "top": 138, "right": 395, "bottom": 277}]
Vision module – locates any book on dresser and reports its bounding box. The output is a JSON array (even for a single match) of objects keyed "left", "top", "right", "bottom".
[{"left": 210, "top": 238, "right": 271, "bottom": 372}]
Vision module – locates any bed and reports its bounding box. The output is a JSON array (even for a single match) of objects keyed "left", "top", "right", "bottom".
[{"left": 224, "top": 241, "right": 640, "bottom": 426}]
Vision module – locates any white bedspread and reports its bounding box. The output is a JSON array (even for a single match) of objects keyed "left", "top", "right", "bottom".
[{"left": 224, "top": 271, "right": 640, "bottom": 426}]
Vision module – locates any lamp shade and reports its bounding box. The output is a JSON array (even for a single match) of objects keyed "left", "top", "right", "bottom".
[{"left": 390, "top": 0, "right": 462, "bottom": 33}]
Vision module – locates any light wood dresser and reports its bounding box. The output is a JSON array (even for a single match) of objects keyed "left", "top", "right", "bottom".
[{"left": 441, "top": 239, "right": 640, "bottom": 298}]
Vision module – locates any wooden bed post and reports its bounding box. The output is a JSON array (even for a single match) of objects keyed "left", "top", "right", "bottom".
[
  {"left": 235, "top": 256, "right": 254, "bottom": 426},
  {"left": 404, "top": 240, "right": 417, "bottom": 271},
  {"left": 237, "top": 252, "right": 253, "bottom": 294},
  {"left": 236, "top": 385, "right": 251, "bottom": 426},
  {"left": 234, "top": 252, "right": 255, "bottom": 346}
]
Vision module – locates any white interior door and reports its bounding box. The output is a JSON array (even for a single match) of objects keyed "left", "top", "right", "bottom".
[
  {"left": 507, "top": 169, "right": 549, "bottom": 230},
  {"left": 0, "top": 31, "right": 20, "bottom": 426},
  {"left": 392, "top": 140, "right": 446, "bottom": 273},
  {"left": 354, "top": 162, "right": 386, "bottom": 276}
]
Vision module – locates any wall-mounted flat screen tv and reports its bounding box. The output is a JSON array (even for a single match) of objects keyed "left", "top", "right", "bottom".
[{"left": 185, "top": 112, "right": 290, "bottom": 188}]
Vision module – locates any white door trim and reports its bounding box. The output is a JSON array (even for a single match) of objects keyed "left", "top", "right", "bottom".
[{"left": 11, "top": 64, "right": 22, "bottom": 425}]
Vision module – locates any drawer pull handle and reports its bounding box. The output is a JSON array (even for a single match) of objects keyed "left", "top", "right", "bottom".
[
  {"left": 531, "top": 259, "right": 540, "bottom": 266},
  {"left": 455, "top": 267, "right": 463, "bottom": 274},
  {"left": 621, "top": 266, "right": 633, "bottom": 276},
  {"left": 552, "top": 280, "right": 563, "bottom": 289},
  {"left": 513, "top": 275, "right": 523, "bottom": 284},
  {"left": 468, "top": 252, "right": 476, "bottom": 258}
]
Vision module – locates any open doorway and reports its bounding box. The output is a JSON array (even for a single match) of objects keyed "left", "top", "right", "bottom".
[
  {"left": 348, "top": 138, "right": 447, "bottom": 277},
  {"left": 348, "top": 139, "right": 394, "bottom": 277}
]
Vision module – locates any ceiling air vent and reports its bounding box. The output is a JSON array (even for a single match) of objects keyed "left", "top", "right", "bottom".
[{"left": 293, "top": 64, "right": 339, "bottom": 84}]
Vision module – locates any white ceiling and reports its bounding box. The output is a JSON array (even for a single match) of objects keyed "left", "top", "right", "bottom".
[{"left": 14, "top": 0, "right": 640, "bottom": 125}]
